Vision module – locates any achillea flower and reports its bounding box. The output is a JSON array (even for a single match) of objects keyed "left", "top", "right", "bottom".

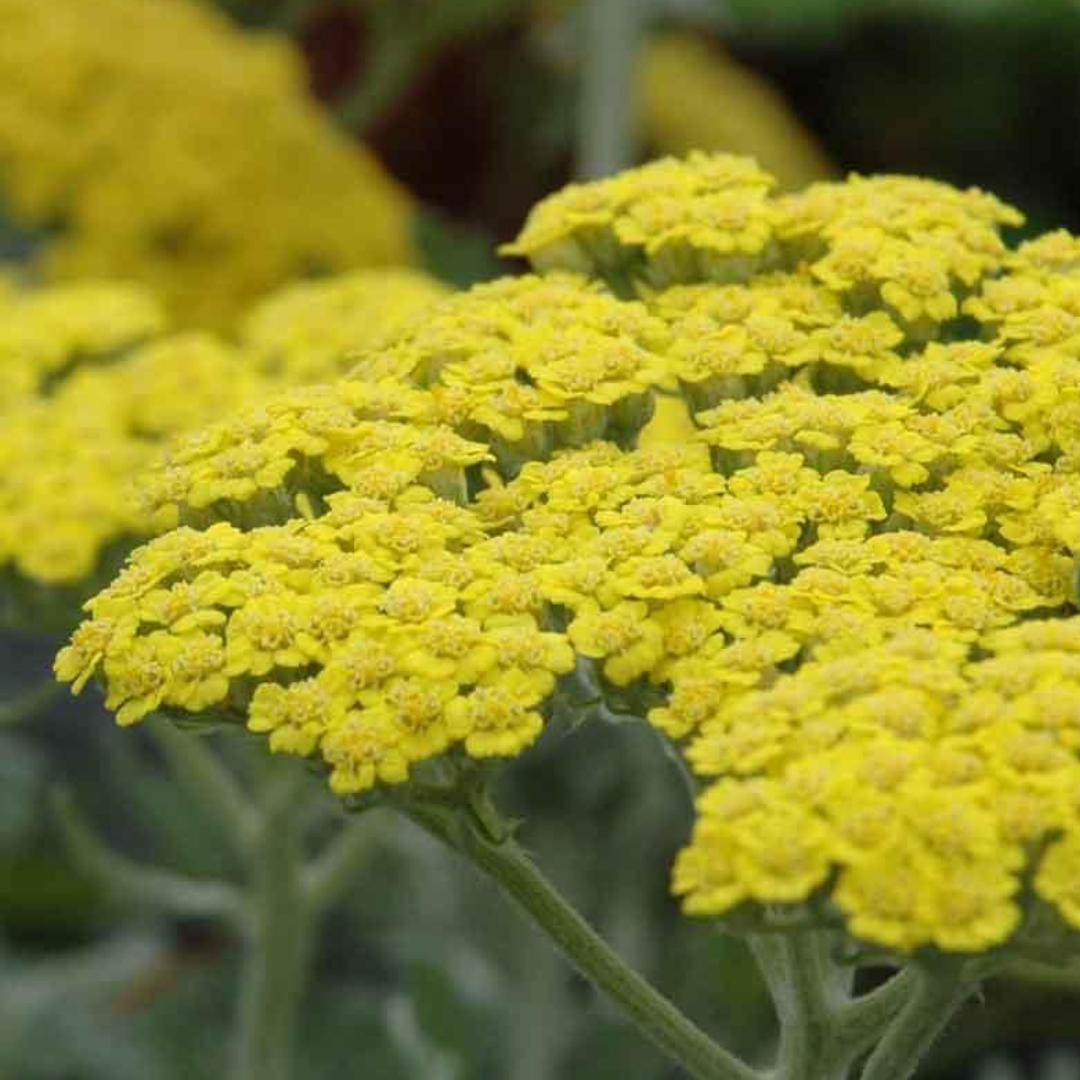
[
  {"left": 0, "top": 0, "right": 413, "bottom": 328},
  {"left": 0, "top": 331, "right": 256, "bottom": 586},
  {"left": 59, "top": 154, "right": 1080, "bottom": 958},
  {"left": 503, "top": 154, "right": 778, "bottom": 285},
  {"left": 0, "top": 282, "right": 165, "bottom": 409},
  {"left": 240, "top": 271, "right": 452, "bottom": 384},
  {"left": 56, "top": 497, "right": 575, "bottom": 793},
  {"left": 0, "top": 272, "right": 447, "bottom": 593}
]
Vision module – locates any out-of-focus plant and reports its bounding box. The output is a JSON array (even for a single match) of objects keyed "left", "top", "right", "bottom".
[
  {"left": 247, "top": 0, "right": 825, "bottom": 185},
  {"left": 0, "top": 928, "right": 169, "bottom": 1078},
  {"left": 333, "top": 0, "right": 534, "bottom": 132},
  {"left": 637, "top": 32, "right": 834, "bottom": 189},
  {"left": 711, "top": 0, "right": 1080, "bottom": 39},
  {"left": 54, "top": 151, "right": 1080, "bottom": 1079},
  {"left": 0, "top": 259, "right": 449, "bottom": 908},
  {"left": 0, "top": 0, "right": 415, "bottom": 328},
  {"left": 565, "top": 0, "right": 830, "bottom": 180},
  {"left": 52, "top": 722, "right": 381, "bottom": 1080}
]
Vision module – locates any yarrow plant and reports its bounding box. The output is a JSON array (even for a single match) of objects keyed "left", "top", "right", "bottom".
[
  {"left": 0, "top": 266, "right": 450, "bottom": 1076},
  {"left": 0, "top": 0, "right": 413, "bottom": 327},
  {"left": 56, "top": 152, "right": 1080, "bottom": 1080},
  {"left": 0, "top": 270, "right": 447, "bottom": 602}
]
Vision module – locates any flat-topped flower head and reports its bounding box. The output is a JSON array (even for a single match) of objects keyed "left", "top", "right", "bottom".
[
  {"left": 56, "top": 502, "right": 576, "bottom": 794},
  {"left": 0, "top": 0, "right": 413, "bottom": 327},
  {"left": 348, "top": 274, "right": 672, "bottom": 467},
  {"left": 55, "top": 156, "right": 1080, "bottom": 960},
  {"left": 1, "top": 273, "right": 450, "bottom": 601},
  {"left": 503, "top": 153, "right": 778, "bottom": 286},
  {"left": 0, "top": 330, "right": 254, "bottom": 590},
  {"left": 0, "top": 282, "right": 165, "bottom": 408},
  {"left": 241, "top": 270, "right": 451, "bottom": 384},
  {"left": 137, "top": 380, "right": 489, "bottom": 529},
  {"left": 675, "top": 622, "right": 1080, "bottom": 954}
]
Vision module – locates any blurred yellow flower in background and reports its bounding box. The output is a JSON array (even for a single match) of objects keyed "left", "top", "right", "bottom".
[
  {"left": 638, "top": 32, "right": 835, "bottom": 191},
  {"left": 0, "top": 0, "right": 415, "bottom": 327},
  {"left": 0, "top": 270, "right": 448, "bottom": 594}
]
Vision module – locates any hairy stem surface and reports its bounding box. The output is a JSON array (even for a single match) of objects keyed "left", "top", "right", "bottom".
[
  {"left": 859, "top": 962, "right": 974, "bottom": 1080},
  {"left": 231, "top": 773, "right": 315, "bottom": 1080},
  {"left": 402, "top": 799, "right": 760, "bottom": 1080}
]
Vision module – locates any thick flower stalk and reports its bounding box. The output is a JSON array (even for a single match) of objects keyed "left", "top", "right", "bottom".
[
  {"left": 0, "top": 0, "right": 414, "bottom": 327},
  {"left": 0, "top": 271, "right": 447, "bottom": 594},
  {"left": 56, "top": 153, "right": 1080, "bottom": 1077}
]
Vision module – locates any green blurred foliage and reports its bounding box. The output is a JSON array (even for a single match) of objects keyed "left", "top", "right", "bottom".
[{"left": 691, "top": 0, "right": 1080, "bottom": 40}]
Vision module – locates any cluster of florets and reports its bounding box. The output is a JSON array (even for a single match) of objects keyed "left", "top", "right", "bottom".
[
  {"left": 0, "top": 282, "right": 165, "bottom": 407},
  {"left": 0, "top": 272, "right": 447, "bottom": 589},
  {"left": 55, "top": 493, "right": 578, "bottom": 795},
  {"left": 241, "top": 271, "right": 450, "bottom": 385},
  {"left": 58, "top": 153, "right": 1080, "bottom": 957},
  {"left": 0, "top": 0, "right": 413, "bottom": 327}
]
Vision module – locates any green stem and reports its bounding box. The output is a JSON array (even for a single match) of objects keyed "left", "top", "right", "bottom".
[
  {"left": 859, "top": 963, "right": 974, "bottom": 1080},
  {"left": 647, "top": 723, "right": 699, "bottom": 811},
  {"left": 147, "top": 720, "right": 257, "bottom": 862},
  {"left": 831, "top": 967, "right": 918, "bottom": 1065},
  {"left": 576, "top": 0, "right": 646, "bottom": 179},
  {"left": 1001, "top": 956, "right": 1080, "bottom": 994},
  {"left": 749, "top": 933, "right": 834, "bottom": 1080},
  {"left": 336, "top": 17, "right": 428, "bottom": 133},
  {"left": 302, "top": 817, "right": 377, "bottom": 914},
  {"left": 53, "top": 789, "right": 244, "bottom": 922},
  {"left": 401, "top": 799, "right": 760, "bottom": 1080},
  {"left": 231, "top": 772, "right": 315, "bottom": 1080}
]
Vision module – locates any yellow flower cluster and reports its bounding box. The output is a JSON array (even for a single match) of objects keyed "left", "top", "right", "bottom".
[
  {"left": 59, "top": 154, "right": 1080, "bottom": 957},
  {"left": 503, "top": 153, "right": 778, "bottom": 285},
  {"left": 0, "top": 273, "right": 446, "bottom": 589},
  {"left": 175, "top": 273, "right": 672, "bottom": 492},
  {"left": 0, "top": 281, "right": 165, "bottom": 409},
  {"left": 673, "top": 624, "right": 1080, "bottom": 953},
  {"left": 241, "top": 270, "right": 451, "bottom": 384},
  {"left": 136, "top": 380, "right": 489, "bottom": 528},
  {"left": 55, "top": 494, "right": 575, "bottom": 795},
  {"left": 774, "top": 174, "right": 1022, "bottom": 327},
  {"left": 1, "top": 332, "right": 259, "bottom": 586},
  {"left": 507, "top": 152, "right": 1020, "bottom": 326},
  {"left": 0, "top": 0, "right": 413, "bottom": 327}
]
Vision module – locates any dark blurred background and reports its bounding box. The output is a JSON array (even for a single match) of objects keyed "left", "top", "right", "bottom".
[{"left": 282, "top": 0, "right": 1080, "bottom": 262}]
